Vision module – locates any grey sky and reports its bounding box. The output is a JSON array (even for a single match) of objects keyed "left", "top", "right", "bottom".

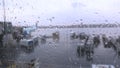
[{"left": 0, "top": 0, "right": 120, "bottom": 26}]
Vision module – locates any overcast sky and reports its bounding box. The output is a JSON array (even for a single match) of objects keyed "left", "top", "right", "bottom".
[{"left": 0, "top": 0, "right": 120, "bottom": 26}]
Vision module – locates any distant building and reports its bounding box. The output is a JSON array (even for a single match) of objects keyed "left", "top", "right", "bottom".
[
  {"left": 0, "top": 22, "right": 4, "bottom": 34},
  {"left": 0, "top": 21, "right": 13, "bottom": 34},
  {"left": 6, "top": 22, "right": 13, "bottom": 33}
]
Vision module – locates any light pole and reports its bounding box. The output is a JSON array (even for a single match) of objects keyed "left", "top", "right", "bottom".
[{"left": 3, "top": 0, "right": 6, "bottom": 34}]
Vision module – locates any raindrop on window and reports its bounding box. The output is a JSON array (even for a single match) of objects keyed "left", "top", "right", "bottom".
[
  {"left": 38, "top": 17, "right": 40, "bottom": 19},
  {"left": 48, "top": 19, "right": 52, "bottom": 22},
  {"left": 52, "top": 17, "right": 55, "bottom": 19},
  {"left": 94, "top": 12, "right": 98, "bottom": 14},
  {"left": 19, "top": 7, "right": 22, "bottom": 9},
  {"left": 15, "top": 17, "right": 17, "bottom": 19},
  {"left": 15, "top": 3, "right": 17, "bottom": 6},
  {"left": 75, "top": 20, "right": 79, "bottom": 22},
  {"left": 118, "top": 12, "right": 120, "bottom": 14},
  {"left": 93, "top": 20, "right": 96, "bottom": 22},
  {"left": 18, "top": 22, "right": 21, "bottom": 23},
  {"left": 7, "top": 8, "right": 9, "bottom": 10},
  {"left": 105, "top": 20, "right": 108, "bottom": 22},
  {"left": 80, "top": 19, "right": 83, "bottom": 21},
  {"left": 37, "top": 21, "right": 39, "bottom": 23},
  {"left": 32, "top": 6, "right": 34, "bottom": 9},
  {"left": 26, "top": 3, "right": 29, "bottom": 5}
]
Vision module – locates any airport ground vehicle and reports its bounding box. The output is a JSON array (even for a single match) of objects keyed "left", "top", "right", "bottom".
[{"left": 20, "top": 36, "right": 39, "bottom": 49}]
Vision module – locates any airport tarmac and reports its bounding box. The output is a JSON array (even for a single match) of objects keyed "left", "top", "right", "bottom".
[{"left": 15, "top": 28, "right": 120, "bottom": 68}]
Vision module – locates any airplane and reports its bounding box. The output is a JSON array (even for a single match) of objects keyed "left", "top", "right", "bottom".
[{"left": 23, "top": 23, "right": 38, "bottom": 35}]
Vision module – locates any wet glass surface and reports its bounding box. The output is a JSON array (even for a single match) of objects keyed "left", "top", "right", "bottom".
[{"left": 0, "top": 0, "right": 120, "bottom": 68}]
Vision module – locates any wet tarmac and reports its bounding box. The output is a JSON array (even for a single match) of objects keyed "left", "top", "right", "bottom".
[
  {"left": 13, "top": 28, "right": 120, "bottom": 68},
  {"left": 0, "top": 28, "right": 120, "bottom": 68}
]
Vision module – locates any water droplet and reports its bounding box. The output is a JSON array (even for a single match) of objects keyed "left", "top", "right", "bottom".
[
  {"left": 38, "top": 17, "right": 40, "bottom": 18},
  {"left": 105, "top": 20, "right": 108, "bottom": 22},
  {"left": 15, "top": 17, "right": 17, "bottom": 19},
  {"left": 15, "top": 3, "right": 17, "bottom": 6},
  {"left": 19, "top": 7, "right": 22, "bottom": 9},
  {"left": 68, "top": 57, "right": 72, "bottom": 62},
  {"left": 52, "top": 17, "right": 55, "bottom": 19},
  {"left": 49, "top": 19, "right": 52, "bottom": 22},
  {"left": 18, "top": 22, "right": 21, "bottom": 23},
  {"left": 93, "top": 20, "right": 96, "bottom": 22},
  {"left": 75, "top": 20, "right": 79, "bottom": 22},
  {"left": 36, "top": 21, "right": 39, "bottom": 23},
  {"left": 94, "top": 12, "right": 98, "bottom": 14},
  {"left": 32, "top": 6, "right": 34, "bottom": 9},
  {"left": 80, "top": 19, "right": 83, "bottom": 21}
]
